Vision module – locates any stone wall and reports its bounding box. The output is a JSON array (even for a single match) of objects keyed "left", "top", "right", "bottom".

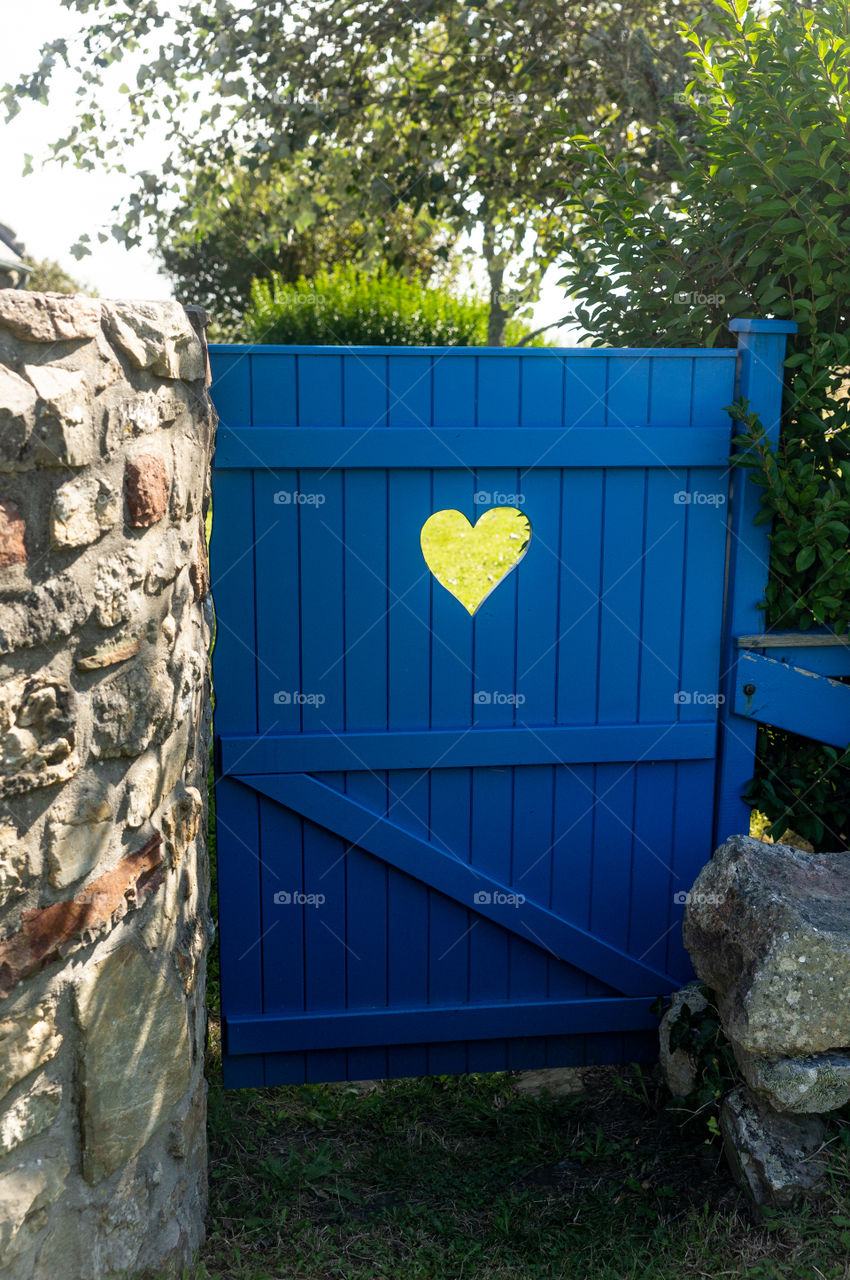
[{"left": 0, "top": 291, "right": 215, "bottom": 1277}]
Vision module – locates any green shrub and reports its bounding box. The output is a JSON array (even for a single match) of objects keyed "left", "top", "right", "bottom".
[
  {"left": 557, "top": 0, "right": 850, "bottom": 847},
  {"left": 242, "top": 264, "right": 543, "bottom": 347}
]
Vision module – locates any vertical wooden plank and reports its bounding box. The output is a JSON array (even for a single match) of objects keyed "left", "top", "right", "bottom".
[
  {"left": 427, "top": 458, "right": 475, "bottom": 1075},
  {"left": 252, "top": 469, "right": 301, "bottom": 735},
  {"left": 433, "top": 355, "right": 476, "bottom": 429},
  {"left": 251, "top": 352, "right": 296, "bottom": 424},
  {"left": 344, "top": 466, "right": 391, "bottom": 1081},
  {"left": 208, "top": 349, "right": 250, "bottom": 428},
  {"left": 385, "top": 416, "right": 433, "bottom": 1075},
  {"left": 343, "top": 354, "right": 389, "bottom": 429},
  {"left": 297, "top": 353, "right": 343, "bottom": 427},
  {"left": 691, "top": 356, "right": 736, "bottom": 428},
  {"left": 477, "top": 355, "right": 520, "bottom": 428},
  {"left": 562, "top": 357, "right": 607, "bottom": 428},
  {"left": 597, "top": 470, "right": 644, "bottom": 724},
  {"left": 217, "top": 778, "right": 265, "bottom": 1086},
  {"left": 648, "top": 358, "right": 694, "bottom": 427},
  {"left": 715, "top": 322, "right": 796, "bottom": 840},
  {"left": 606, "top": 356, "right": 650, "bottom": 429}
]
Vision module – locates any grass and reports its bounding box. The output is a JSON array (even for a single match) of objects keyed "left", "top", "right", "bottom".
[
  {"left": 193, "top": 1042, "right": 850, "bottom": 1280},
  {"left": 420, "top": 506, "right": 531, "bottom": 615}
]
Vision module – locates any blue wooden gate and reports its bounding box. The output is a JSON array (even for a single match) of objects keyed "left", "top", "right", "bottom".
[{"left": 209, "top": 320, "right": 796, "bottom": 1088}]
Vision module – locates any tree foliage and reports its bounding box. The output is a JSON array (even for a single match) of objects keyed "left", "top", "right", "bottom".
[
  {"left": 555, "top": 0, "right": 850, "bottom": 847},
  {"left": 5, "top": 0, "right": 710, "bottom": 341}
]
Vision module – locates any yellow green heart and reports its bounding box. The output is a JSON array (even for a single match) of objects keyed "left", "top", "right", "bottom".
[{"left": 420, "top": 507, "right": 532, "bottom": 615}]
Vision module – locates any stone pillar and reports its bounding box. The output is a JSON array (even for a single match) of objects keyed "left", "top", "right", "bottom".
[{"left": 0, "top": 291, "right": 215, "bottom": 1277}]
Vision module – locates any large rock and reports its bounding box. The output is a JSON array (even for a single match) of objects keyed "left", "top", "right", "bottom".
[
  {"left": 0, "top": 1004, "right": 62, "bottom": 1103},
  {"left": 733, "top": 1044, "right": 850, "bottom": 1114},
  {"left": 683, "top": 835, "right": 850, "bottom": 1056},
  {"left": 74, "top": 943, "right": 192, "bottom": 1184},
  {"left": 720, "top": 1086, "right": 827, "bottom": 1207}
]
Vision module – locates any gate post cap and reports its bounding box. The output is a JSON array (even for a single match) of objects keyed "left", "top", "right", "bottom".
[{"left": 729, "top": 317, "right": 798, "bottom": 335}]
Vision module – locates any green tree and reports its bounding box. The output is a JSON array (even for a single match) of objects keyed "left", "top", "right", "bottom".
[
  {"left": 158, "top": 165, "right": 455, "bottom": 336},
  {"left": 555, "top": 0, "right": 850, "bottom": 846},
  {"left": 24, "top": 258, "right": 93, "bottom": 295},
  {"left": 5, "top": 0, "right": 711, "bottom": 344}
]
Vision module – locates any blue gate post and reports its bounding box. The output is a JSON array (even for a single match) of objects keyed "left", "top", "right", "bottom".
[{"left": 714, "top": 317, "right": 798, "bottom": 842}]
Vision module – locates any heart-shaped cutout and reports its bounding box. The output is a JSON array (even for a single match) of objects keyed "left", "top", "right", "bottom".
[{"left": 420, "top": 507, "right": 532, "bottom": 615}]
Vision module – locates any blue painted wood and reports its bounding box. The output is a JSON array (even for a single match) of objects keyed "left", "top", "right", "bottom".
[
  {"left": 209, "top": 335, "right": 795, "bottom": 1085},
  {"left": 715, "top": 320, "right": 797, "bottom": 842},
  {"left": 227, "top": 997, "right": 663, "bottom": 1055},
  {"left": 738, "top": 636, "right": 850, "bottom": 677},
  {"left": 219, "top": 724, "right": 717, "bottom": 774},
  {"left": 213, "top": 426, "right": 734, "bottom": 469},
  {"left": 734, "top": 652, "right": 850, "bottom": 749},
  {"left": 232, "top": 772, "right": 674, "bottom": 995}
]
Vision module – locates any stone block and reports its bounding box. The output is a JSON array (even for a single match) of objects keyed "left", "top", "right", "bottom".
[
  {"left": 162, "top": 786, "right": 202, "bottom": 866},
  {"left": 720, "top": 1086, "right": 827, "bottom": 1207},
  {"left": 0, "top": 497, "right": 26, "bottom": 568},
  {"left": 659, "top": 983, "right": 709, "bottom": 1097},
  {"left": 102, "top": 300, "right": 206, "bottom": 381},
  {"left": 74, "top": 943, "right": 192, "bottom": 1183},
  {"left": 0, "top": 1077, "right": 62, "bottom": 1157},
  {"left": 0, "top": 675, "right": 78, "bottom": 799},
  {"left": 684, "top": 835, "right": 850, "bottom": 1056},
  {"left": 0, "top": 366, "right": 37, "bottom": 471},
  {"left": 45, "top": 817, "right": 113, "bottom": 889},
  {"left": 0, "top": 574, "right": 88, "bottom": 655},
  {"left": 0, "top": 1004, "right": 61, "bottom": 1103},
  {"left": 0, "top": 834, "right": 163, "bottom": 998},
  {"left": 93, "top": 550, "right": 143, "bottom": 629},
  {"left": 0, "top": 1154, "right": 70, "bottom": 1269},
  {"left": 0, "top": 290, "right": 100, "bottom": 343},
  {"left": 125, "top": 451, "right": 169, "bottom": 526},
  {"left": 50, "top": 475, "right": 118, "bottom": 548},
  {"left": 75, "top": 629, "right": 142, "bottom": 672},
  {"left": 124, "top": 753, "right": 162, "bottom": 828},
  {"left": 733, "top": 1043, "right": 850, "bottom": 1114},
  {"left": 24, "top": 365, "right": 94, "bottom": 469},
  {"left": 92, "top": 660, "right": 172, "bottom": 758},
  {"left": 0, "top": 824, "right": 30, "bottom": 903}
]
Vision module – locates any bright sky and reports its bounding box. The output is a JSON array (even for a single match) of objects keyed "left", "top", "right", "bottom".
[{"left": 2, "top": 3, "right": 572, "bottom": 333}]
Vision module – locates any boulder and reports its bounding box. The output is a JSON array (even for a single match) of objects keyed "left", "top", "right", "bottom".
[
  {"left": 683, "top": 835, "right": 850, "bottom": 1056},
  {"left": 720, "top": 1086, "right": 827, "bottom": 1207},
  {"left": 733, "top": 1043, "right": 850, "bottom": 1114}
]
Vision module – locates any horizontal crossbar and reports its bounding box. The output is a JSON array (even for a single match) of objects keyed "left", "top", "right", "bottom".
[
  {"left": 219, "top": 723, "right": 717, "bottom": 775},
  {"left": 213, "top": 426, "right": 733, "bottom": 470},
  {"left": 224, "top": 996, "right": 665, "bottom": 1055},
  {"left": 734, "top": 651, "right": 850, "bottom": 748},
  {"left": 738, "top": 632, "right": 850, "bottom": 677}
]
